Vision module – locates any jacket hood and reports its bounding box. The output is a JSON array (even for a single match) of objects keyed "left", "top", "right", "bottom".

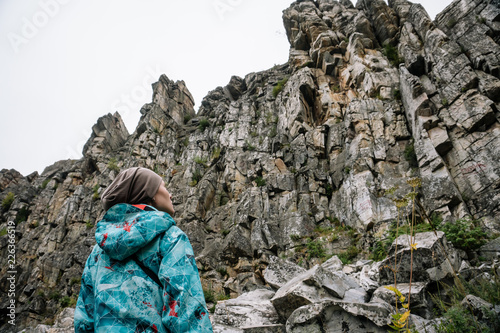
[{"left": 95, "top": 203, "right": 175, "bottom": 260}]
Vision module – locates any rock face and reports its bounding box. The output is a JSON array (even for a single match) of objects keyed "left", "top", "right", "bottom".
[{"left": 1, "top": 0, "right": 500, "bottom": 331}]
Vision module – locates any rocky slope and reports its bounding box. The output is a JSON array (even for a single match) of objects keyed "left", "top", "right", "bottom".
[{"left": 1, "top": 0, "right": 500, "bottom": 331}]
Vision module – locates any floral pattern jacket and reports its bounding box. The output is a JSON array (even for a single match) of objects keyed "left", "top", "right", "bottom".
[{"left": 74, "top": 203, "right": 213, "bottom": 332}]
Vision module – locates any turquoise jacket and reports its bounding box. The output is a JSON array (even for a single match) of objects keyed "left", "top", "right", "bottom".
[{"left": 74, "top": 203, "right": 213, "bottom": 332}]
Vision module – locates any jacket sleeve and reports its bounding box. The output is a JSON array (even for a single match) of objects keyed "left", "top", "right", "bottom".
[
  {"left": 159, "top": 226, "right": 213, "bottom": 332},
  {"left": 74, "top": 251, "right": 96, "bottom": 332}
]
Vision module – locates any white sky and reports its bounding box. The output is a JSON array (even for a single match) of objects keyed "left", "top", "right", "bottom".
[{"left": 0, "top": 0, "right": 453, "bottom": 176}]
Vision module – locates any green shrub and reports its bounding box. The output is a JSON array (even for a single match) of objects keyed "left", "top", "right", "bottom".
[
  {"left": 272, "top": 77, "right": 289, "bottom": 98},
  {"left": 393, "top": 89, "right": 401, "bottom": 100},
  {"left": 190, "top": 169, "right": 203, "bottom": 187},
  {"left": 216, "top": 266, "right": 228, "bottom": 277},
  {"left": 244, "top": 141, "right": 256, "bottom": 151},
  {"left": 307, "top": 239, "right": 326, "bottom": 260},
  {"left": 221, "top": 229, "right": 230, "bottom": 237},
  {"left": 404, "top": 142, "right": 418, "bottom": 168},
  {"left": 326, "top": 216, "right": 341, "bottom": 227},
  {"left": 194, "top": 156, "right": 208, "bottom": 167},
  {"left": 269, "top": 125, "right": 278, "bottom": 138},
  {"left": 337, "top": 245, "right": 359, "bottom": 264},
  {"left": 60, "top": 296, "right": 77, "bottom": 307},
  {"left": 70, "top": 277, "right": 81, "bottom": 286},
  {"left": 2, "top": 192, "right": 15, "bottom": 211},
  {"left": 0, "top": 228, "right": 7, "bottom": 237},
  {"left": 41, "top": 179, "right": 50, "bottom": 189},
  {"left": 383, "top": 44, "right": 403, "bottom": 66},
  {"left": 92, "top": 184, "right": 100, "bottom": 201},
  {"left": 265, "top": 112, "right": 278, "bottom": 124},
  {"left": 184, "top": 114, "right": 192, "bottom": 124},
  {"left": 15, "top": 207, "right": 30, "bottom": 224},
  {"left": 199, "top": 118, "right": 210, "bottom": 132},
  {"left": 49, "top": 291, "right": 61, "bottom": 301},
  {"left": 254, "top": 176, "right": 266, "bottom": 187},
  {"left": 107, "top": 158, "right": 120, "bottom": 172},
  {"left": 441, "top": 217, "right": 487, "bottom": 251},
  {"left": 325, "top": 183, "right": 334, "bottom": 198},
  {"left": 203, "top": 286, "right": 215, "bottom": 303},
  {"left": 447, "top": 18, "right": 457, "bottom": 29},
  {"left": 211, "top": 147, "right": 221, "bottom": 159}
]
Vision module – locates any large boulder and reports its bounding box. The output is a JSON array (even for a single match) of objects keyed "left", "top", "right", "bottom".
[
  {"left": 212, "top": 289, "right": 282, "bottom": 332},
  {"left": 379, "top": 231, "right": 463, "bottom": 284}
]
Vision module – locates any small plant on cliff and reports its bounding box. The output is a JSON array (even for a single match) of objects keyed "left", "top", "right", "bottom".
[
  {"left": 107, "top": 158, "right": 120, "bottom": 172},
  {"left": 70, "top": 277, "right": 81, "bottom": 286},
  {"left": 244, "top": 140, "right": 256, "bottom": 151},
  {"left": 306, "top": 239, "right": 326, "bottom": 260},
  {"left": 447, "top": 18, "right": 457, "bottom": 29},
  {"left": 393, "top": 89, "right": 401, "bottom": 100},
  {"left": 337, "top": 245, "right": 359, "bottom": 265},
  {"left": 41, "top": 179, "right": 50, "bottom": 189},
  {"left": 49, "top": 291, "right": 61, "bottom": 301},
  {"left": 383, "top": 44, "right": 403, "bottom": 67},
  {"left": 272, "top": 77, "right": 289, "bottom": 98},
  {"left": 254, "top": 176, "right": 266, "bottom": 187},
  {"left": 2, "top": 192, "right": 15, "bottom": 211},
  {"left": 269, "top": 124, "right": 278, "bottom": 138},
  {"left": 194, "top": 156, "right": 209, "bottom": 168},
  {"left": 203, "top": 285, "right": 216, "bottom": 304},
  {"left": 216, "top": 266, "right": 228, "bottom": 277},
  {"left": 211, "top": 147, "right": 221, "bottom": 159},
  {"left": 404, "top": 142, "right": 418, "bottom": 168},
  {"left": 15, "top": 206, "right": 30, "bottom": 224},
  {"left": 189, "top": 169, "right": 203, "bottom": 187},
  {"left": 92, "top": 184, "right": 100, "bottom": 201},
  {"left": 199, "top": 118, "right": 210, "bottom": 132},
  {"left": 440, "top": 217, "right": 487, "bottom": 251},
  {"left": 0, "top": 228, "right": 7, "bottom": 237},
  {"left": 60, "top": 296, "right": 77, "bottom": 307}
]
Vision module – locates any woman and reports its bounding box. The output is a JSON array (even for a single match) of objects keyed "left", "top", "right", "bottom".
[{"left": 74, "top": 167, "right": 213, "bottom": 332}]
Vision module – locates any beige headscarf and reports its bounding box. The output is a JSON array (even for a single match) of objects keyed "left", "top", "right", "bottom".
[{"left": 101, "top": 167, "right": 163, "bottom": 211}]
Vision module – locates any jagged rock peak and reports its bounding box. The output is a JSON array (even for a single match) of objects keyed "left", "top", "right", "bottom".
[
  {"left": 150, "top": 74, "right": 195, "bottom": 126},
  {"left": 82, "top": 111, "right": 129, "bottom": 158}
]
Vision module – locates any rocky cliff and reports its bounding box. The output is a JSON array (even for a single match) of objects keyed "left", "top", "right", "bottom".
[{"left": 1, "top": 0, "right": 500, "bottom": 332}]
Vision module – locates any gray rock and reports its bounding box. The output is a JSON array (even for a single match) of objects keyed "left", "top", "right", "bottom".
[
  {"left": 379, "top": 232, "right": 462, "bottom": 284},
  {"left": 478, "top": 237, "right": 500, "bottom": 261},
  {"left": 263, "top": 255, "right": 306, "bottom": 290},
  {"left": 286, "top": 299, "right": 392, "bottom": 332},
  {"left": 213, "top": 289, "right": 282, "bottom": 331},
  {"left": 270, "top": 265, "right": 352, "bottom": 320}
]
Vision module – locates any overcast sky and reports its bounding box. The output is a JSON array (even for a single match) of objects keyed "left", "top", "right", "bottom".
[{"left": 0, "top": 0, "right": 453, "bottom": 176}]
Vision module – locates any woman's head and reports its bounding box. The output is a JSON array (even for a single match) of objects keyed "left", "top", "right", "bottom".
[{"left": 101, "top": 167, "right": 174, "bottom": 215}]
